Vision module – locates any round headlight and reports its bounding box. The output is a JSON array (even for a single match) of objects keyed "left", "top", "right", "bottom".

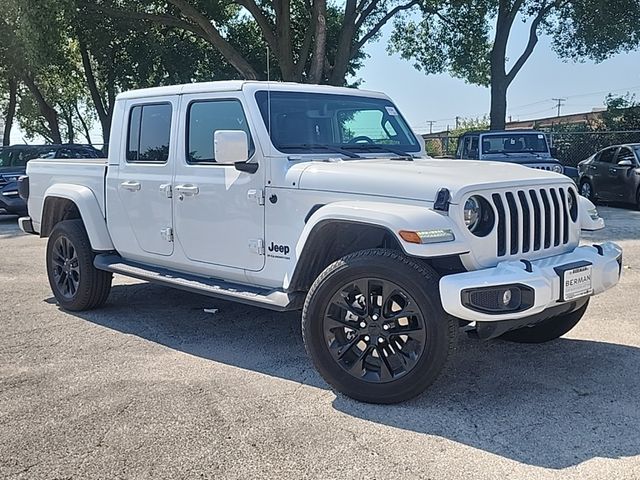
[
  {"left": 464, "top": 196, "right": 482, "bottom": 232},
  {"left": 552, "top": 164, "right": 564, "bottom": 174}
]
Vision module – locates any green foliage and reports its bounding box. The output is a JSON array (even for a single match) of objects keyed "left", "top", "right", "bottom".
[
  {"left": 391, "top": 0, "right": 640, "bottom": 130},
  {"left": 389, "top": 1, "right": 492, "bottom": 87},
  {"left": 546, "top": 0, "right": 640, "bottom": 62},
  {"left": 450, "top": 116, "right": 490, "bottom": 137},
  {"left": 598, "top": 94, "right": 640, "bottom": 131}
]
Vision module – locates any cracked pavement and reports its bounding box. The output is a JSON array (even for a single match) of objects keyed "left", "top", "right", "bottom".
[{"left": 1, "top": 206, "right": 639, "bottom": 479}]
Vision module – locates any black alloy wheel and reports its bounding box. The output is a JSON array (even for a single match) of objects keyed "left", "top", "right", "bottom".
[
  {"left": 46, "top": 219, "right": 112, "bottom": 311},
  {"left": 51, "top": 235, "right": 81, "bottom": 299},
  {"left": 323, "top": 278, "right": 426, "bottom": 383}
]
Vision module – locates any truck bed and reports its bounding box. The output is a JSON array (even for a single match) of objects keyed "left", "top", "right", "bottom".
[{"left": 26, "top": 158, "right": 108, "bottom": 232}]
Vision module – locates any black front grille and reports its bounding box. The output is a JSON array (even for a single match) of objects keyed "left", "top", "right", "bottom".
[{"left": 492, "top": 187, "right": 576, "bottom": 258}]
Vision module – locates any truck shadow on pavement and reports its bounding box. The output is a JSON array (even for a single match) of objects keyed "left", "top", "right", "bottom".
[
  {"left": 62, "top": 282, "right": 640, "bottom": 470},
  {"left": 0, "top": 215, "right": 23, "bottom": 238}
]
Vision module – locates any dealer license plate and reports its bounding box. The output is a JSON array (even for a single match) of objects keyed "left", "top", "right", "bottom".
[{"left": 560, "top": 264, "right": 593, "bottom": 301}]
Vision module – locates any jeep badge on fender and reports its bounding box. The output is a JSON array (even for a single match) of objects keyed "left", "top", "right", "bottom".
[{"left": 268, "top": 242, "right": 290, "bottom": 256}]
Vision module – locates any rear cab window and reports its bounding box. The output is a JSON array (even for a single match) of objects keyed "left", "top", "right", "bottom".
[{"left": 127, "top": 103, "right": 173, "bottom": 163}]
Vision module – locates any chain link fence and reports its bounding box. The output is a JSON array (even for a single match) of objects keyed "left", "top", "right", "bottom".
[
  {"left": 424, "top": 130, "right": 640, "bottom": 166},
  {"left": 547, "top": 131, "right": 640, "bottom": 166}
]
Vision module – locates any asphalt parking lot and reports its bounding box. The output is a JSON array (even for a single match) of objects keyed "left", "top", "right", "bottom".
[{"left": 1, "top": 206, "right": 639, "bottom": 479}]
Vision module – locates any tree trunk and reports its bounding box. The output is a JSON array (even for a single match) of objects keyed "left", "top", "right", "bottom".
[
  {"left": 22, "top": 75, "right": 62, "bottom": 144},
  {"left": 488, "top": 2, "right": 513, "bottom": 131},
  {"left": 309, "top": 0, "right": 327, "bottom": 83},
  {"left": 79, "top": 40, "right": 111, "bottom": 145},
  {"left": 2, "top": 78, "right": 17, "bottom": 146},
  {"left": 490, "top": 77, "right": 508, "bottom": 131},
  {"left": 329, "top": 0, "right": 357, "bottom": 86}
]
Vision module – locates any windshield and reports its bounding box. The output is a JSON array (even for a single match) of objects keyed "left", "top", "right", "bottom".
[
  {"left": 481, "top": 133, "right": 549, "bottom": 155},
  {"left": 255, "top": 91, "right": 420, "bottom": 154}
]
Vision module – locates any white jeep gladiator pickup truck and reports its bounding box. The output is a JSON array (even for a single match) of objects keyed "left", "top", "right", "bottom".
[{"left": 18, "top": 81, "right": 622, "bottom": 403}]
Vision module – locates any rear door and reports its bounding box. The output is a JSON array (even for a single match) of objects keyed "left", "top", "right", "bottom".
[{"left": 106, "top": 98, "right": 177, "bottom": 258}]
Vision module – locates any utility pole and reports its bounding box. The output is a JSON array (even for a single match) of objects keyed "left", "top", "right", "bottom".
[
  {"left": 552, "top": 98, "right": 566, "bottom": 117},
  {"left": 425, "top": 121, "right": 436, "bottom": 134}
]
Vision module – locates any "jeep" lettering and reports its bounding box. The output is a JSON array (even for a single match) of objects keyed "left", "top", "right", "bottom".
[{"left": 268, "top": 242, "right": 290, "bottom": 255}]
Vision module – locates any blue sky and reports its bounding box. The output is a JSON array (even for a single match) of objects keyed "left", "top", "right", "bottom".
[
  {"left": 8, "top": 17, "right": 640, "bottom": 144},
  {"left": 357, "top": 22, "right": 640, "bottom": 135}
]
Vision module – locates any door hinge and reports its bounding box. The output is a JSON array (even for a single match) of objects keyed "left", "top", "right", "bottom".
[
  {"left": 247, "top": 189, "right": 265, "bottom": 206},
  {"left": 160, "top": 184, "right": 173, "bottom": 198},
  {"left": 249, "top": 238, "right": 264, "bottom": 255},
  {"left": 160, "top": 227, "right": 174, "bottom": 242}
]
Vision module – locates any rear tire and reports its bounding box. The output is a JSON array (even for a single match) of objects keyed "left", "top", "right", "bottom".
[
  {"left": 302, "top": 249, "right": 457, "bottom": 404},
  {"left": 46, "top": 219, "right": 112, "bottom": 311},
  {"left": 500, "top": 299, "right": 589, "bottom": 344}
]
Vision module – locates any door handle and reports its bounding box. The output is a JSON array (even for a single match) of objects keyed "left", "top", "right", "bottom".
[
  {"left": 174, "top": 184, "right": 199, "bottom": 196},
  {"left": 120, "top": 181, "right": 141, "bottom": 191}
]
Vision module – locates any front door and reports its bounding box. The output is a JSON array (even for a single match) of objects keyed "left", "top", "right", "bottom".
[
  {"left": 172, "top": 94, "right": 265, "bottom": 272},
  {"left": 593, "top": 147, "right": 618, "bottom": 201},
  {"left": 608, "top": 146, "right": 637, "bottom": 200},
  {"left": 107, "top": 99, "right": 176, "bottom": 257}
]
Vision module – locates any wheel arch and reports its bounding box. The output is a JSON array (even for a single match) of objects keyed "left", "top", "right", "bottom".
[
  {"left": 286, "top": 201, "right": 468, "bottom": 292},
  {"left": 41, "top": 185, "right": 114, "bottom": 251}
]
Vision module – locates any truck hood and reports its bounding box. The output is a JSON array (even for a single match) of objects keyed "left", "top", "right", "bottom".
[{"left": 296, "top": 158, "right": 570, "bottom": 204}]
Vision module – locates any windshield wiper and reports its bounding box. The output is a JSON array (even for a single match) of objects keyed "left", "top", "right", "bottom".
[
  {"left": 341, "top": 144, "right": 415, "bottom": 160},
  {"left": 279, "top": 143, "right": 362, "bottom": 159}
]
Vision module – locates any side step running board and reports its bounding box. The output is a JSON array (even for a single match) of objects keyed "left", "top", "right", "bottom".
[{"left": 94, "top": 254, "right": 303, "bottom": 312}]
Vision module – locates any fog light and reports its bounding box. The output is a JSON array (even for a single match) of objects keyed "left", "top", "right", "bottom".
[
  {"left": 502, "top": 289, "right": 512, "bottom": 306},
  {"left": 461, "top": 284, "right": 534, "bottom": 314}
]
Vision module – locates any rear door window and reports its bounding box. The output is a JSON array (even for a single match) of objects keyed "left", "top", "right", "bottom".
[{"left": 127, "top": 103, "right": 173, "bottom": 163}]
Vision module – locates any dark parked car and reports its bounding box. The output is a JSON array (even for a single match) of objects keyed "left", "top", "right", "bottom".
[
  {"left": 577, "top": 144, "right": 640, "bottom": 209},
  {"left": 0, "top": 144, "right": 102, "bottom": 216}
]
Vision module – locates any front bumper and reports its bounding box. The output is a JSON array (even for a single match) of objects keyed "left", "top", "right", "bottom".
[{"left": 440, "top": 242, "right": 622, "bottom": 322}]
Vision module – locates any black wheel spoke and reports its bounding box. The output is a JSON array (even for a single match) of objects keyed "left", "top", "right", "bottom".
[
  {"left": 325, "top": 316, "right": 358, "bottom": 331},
  {"left": 346, "top": 345, "right": 372, "bottom": 376},
  {"left": 378, "top": 350, "right": 394, "bottom": 382},
  {"left": 337, "top": 335, "right": 362, "bottom": 360}
]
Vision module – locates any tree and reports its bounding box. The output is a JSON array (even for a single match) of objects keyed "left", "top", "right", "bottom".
[
  {"left": 598, "top": 94, "right": 640, "bottom": 131},
  {"left": 391, "top": 0, "right": 640, "bottom": 130},
  {"left": 91, "top": 0, "right": 421, "bottom": 86}
]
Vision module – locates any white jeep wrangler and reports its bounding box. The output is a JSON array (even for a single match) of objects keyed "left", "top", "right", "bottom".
[{"left": 18, "top": 81, "right": 622, "bottom": 403}]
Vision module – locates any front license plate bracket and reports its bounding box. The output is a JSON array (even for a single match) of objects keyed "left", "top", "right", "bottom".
[{"left": 554, "top": 261, "right": 593, "bottom": 302}]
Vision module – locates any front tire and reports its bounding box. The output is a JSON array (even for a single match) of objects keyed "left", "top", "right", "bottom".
[
  {"left": 580, "top": 179, "right": 595, "bottom": 202},
  {"left": 302, "top": 249, "right": 457, "bottom": 404},
  {"left": 46, "top": 219, "right": 112, "bottom": 311},
  {"left": 500, "top": 299, "right": 589, "bottom": 344}
]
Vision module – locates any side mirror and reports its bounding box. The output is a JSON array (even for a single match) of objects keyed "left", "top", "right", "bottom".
[
  {"left": 618, "top": 159, "right": 634, "bottom": 167},
  {"left": 214, "top": 130, "right": 256, "bottom": 172},
  {"left": 549, "top": 146, "right": 558, "bottom": 157}
]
